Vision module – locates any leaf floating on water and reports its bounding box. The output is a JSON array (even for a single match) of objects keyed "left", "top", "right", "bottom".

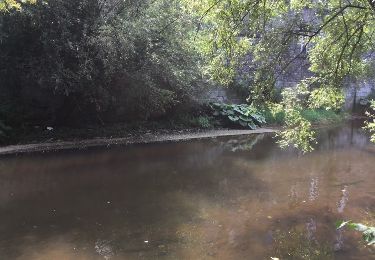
[
  {"left": 337, "top": 220, "right": 375, "bottom": 245},
  {"left": 336, "top": 220, "right": 351, "bottom": 229}
]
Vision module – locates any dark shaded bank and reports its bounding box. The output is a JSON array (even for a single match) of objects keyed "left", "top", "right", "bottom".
[
  {"left": 0, "top": 128, "right": 276, "bottom": 156},
  {"left": 0, "top": 108, "right": 352, "bottom": 155}
]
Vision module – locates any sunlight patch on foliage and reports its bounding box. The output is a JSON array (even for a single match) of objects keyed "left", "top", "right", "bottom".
[
  {"left": 309, "top": 87, "right": 345, "bottom": 111},
  {"left": 0, "top": 0, "right": 36, "bottom": 11},
  {"left": 276, "top": 83, "right": 316, "bottom": 153}
]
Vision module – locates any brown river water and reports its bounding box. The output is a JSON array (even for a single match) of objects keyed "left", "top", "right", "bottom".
[{"left": 0, "top": 121, "right": 374, "bottom": 259}]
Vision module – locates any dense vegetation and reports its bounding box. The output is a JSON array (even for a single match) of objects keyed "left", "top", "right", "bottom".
[
  {"left": 1, "top": 0, "right": 375, "bottom": 148},
  {"left": 0, "top": 0, "right": 207, "bottom": 136},
  {"left": 183, "top": 0, "right": 375, "bottom": 151}
]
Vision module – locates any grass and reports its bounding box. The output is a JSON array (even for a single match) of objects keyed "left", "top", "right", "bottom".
[
  {"left": 262, "top": 107, "right": 346, "bottom": 126},
  {"left": 262, "top": 107, "right": 285, "bottom": 125},
  {"left": 300, "top": 109, "right": 346, "bottom": 124}
]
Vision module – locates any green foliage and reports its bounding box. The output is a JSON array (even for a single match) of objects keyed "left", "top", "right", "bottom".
[
  {"left": 267, "top": 80, "right": 345, "bottom": 152},
  {"left": 261, "top": 103, "right": 286, "bottom": 125},
  {"left": 337, "top": 220, "right": 375, "bottom": 246},
  {"left": 276, "top": 84, "right": 316, "bottom": 153},
  {"left": 1, "top": 0, "right": 368, "bottom": 144},
  {"left": 309, "top": 87, "right": 345, "bottom": 111},
  {"left": 182, "top": 0, "right": 253, "bottom": 86},
  {"left": 210, "top": 103, "right": 266, "bottom": 129},
  {"left": 262, "top": 103, "right": 343, "bottom": 126},
  {"left": 183, "top": 0, "right": 375, "bottom": 103},
  {"left": 0, "top": 0, "right": 207, "bottom": 128},
  {"left": 364, "top": 100, "right": 375, "bottom": 143},
  {"left": 189, "top": 116, "right": 213, "bottom": 129},
  {"left": 301, "top": 109, "right": 343, "bottom": 123},
  {"left": 181, "top": 0, "right": 361, "bottom": 153},
  {"left": 277, "top": 110, "right": 316, "bottom": 153},
  {"left": 0, "top": 0, "right": 36, "bottom": 11}
]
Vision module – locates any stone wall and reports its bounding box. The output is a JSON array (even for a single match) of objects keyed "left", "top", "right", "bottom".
[
  {"left": 200, "top": 87, "right": 244, "bottom": 104},
  {"left": 344, "top": 80, "right": 375, "bottom": 111}
]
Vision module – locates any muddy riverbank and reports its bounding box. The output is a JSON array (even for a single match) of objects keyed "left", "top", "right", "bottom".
[{"left": 0, "top": 128, "right": 277, "bottom": 155}]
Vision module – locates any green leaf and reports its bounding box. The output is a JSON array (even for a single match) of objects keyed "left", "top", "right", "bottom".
[
  {"left": 337, "top": 220, "right": 375, "bottom": 246},
  {"left": 336, "top": 220, "right": 351, "bottom": 229},
  {"left": 248, "top": 121, "right": 257, "bottom": 129},
  {"left": 228, "top": 115, "right": 239, "bottom": 122},
  {"left": 239, "top": 120, "right": 248, "bottom": 127},
  {"left": 210, "top": 103, "right": 266, "bottom": 129}
]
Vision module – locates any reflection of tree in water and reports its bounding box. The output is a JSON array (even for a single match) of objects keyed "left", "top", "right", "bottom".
[
  {"left": 220, "top": 134, "right": 265, "bottom": 152},
  {"left": 309, "top": 177, "right": 319, "bottom": 202},
  {"left": 337, "top": 186, "right": 349, "bottom": 213}
]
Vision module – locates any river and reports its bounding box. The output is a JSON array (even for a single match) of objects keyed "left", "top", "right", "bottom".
[{"left": 0, "top": 121, "right": 374, "bottom": 259}]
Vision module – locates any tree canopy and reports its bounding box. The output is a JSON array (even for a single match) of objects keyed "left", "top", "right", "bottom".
[
  {"left": 180, "top": 0, "right": 375, "bottom": 151},
  {"left": 0, "top": 0, "right": 206, "bottom": 128},
  {"left": 183, "top": 0, "right": 375, "bottom": 96}
]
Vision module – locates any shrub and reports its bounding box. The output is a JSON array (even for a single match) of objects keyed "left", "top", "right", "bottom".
[
  {"left": 191, "top": 116, "right": 213, "bottom": 129},
  {"left": 260, "top": 102, "right": 285, "bottom": 125}
]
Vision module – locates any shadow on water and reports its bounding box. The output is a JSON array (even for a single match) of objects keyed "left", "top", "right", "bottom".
[
  {"left": 0, "top": 121, "right": 374, "bottom": 259},
  {"left": 0, "top": 137, "right": 270, "bottom": 259}
]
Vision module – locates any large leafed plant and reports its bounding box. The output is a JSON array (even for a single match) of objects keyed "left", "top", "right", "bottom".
[{"left": 211, "top": 103, "right": 266, "bottom": 129}]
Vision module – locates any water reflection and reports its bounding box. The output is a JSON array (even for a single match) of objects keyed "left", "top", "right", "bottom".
[
  {"left": 0, "top": 121, "right": 373, "bottom": 259},
  {"left": 219, "top": 134, "right": 265, "bottom": 152},
  {"left": 306, "top": 218, "right": 317, "bottom": 241},
  {"left": 337, "top": 186, "right": 349, "bottom": 213},
  {"left": 309, "top": 177, "right": 319, "bottom": 202},
  {"left": 94, "top": 240, "right": 114, "bottom": 260}
]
